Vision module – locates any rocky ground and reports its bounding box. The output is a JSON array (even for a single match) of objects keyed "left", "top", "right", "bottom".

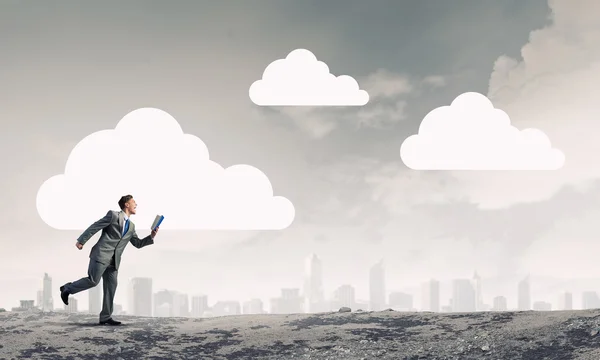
[{"left": 2, "top": 308, "right": 600, "bottom": 359}]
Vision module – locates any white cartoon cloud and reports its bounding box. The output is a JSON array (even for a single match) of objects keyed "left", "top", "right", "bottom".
[
  {"left": 249, "top": 48, "right": 369, "bottom": 106},
  {"left": 400, "top": 92, "right": 565, "bottom": 170},
  {"left": 36, "top": 108, "right": 295, "bottom": 230}
]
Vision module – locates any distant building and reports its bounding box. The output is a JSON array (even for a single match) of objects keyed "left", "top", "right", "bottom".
[
  {"left": 558, "top": 292, "right": 573, "bottom": 310},
  {"left": 21, "top": 300, "right": 35, "bottom": 309},
  {"left": 242, "top": 299, "right": 264, "bottom": 314},
  {"left": 271, "top": 288, "right": 303, "bottom": 314},
  {"left": 452, "top": 279, "right": 476, "bottom": 312},
  {"left": 582, "top": 291, "right": 600, "bottom": 309},
  {"left": 12, "top": 300, "right": 36, "bottom": 312},
  {"left": 492, "top": 296, "right": 507, "bottom": 311},
  {"left": 353, "top": 300, "right": 369, "bottom": 312},
  {"left": 533, "top": 301, "right": 552, "bottom": 311},
  {"left": 191, "top": 295, "right": 209, "bottom": 317},
  {"left": 212, "top": 301, "right": 241, "bottom": 317},
  {"left": 421, "top": 279, "right": 440, "bottom": 312},
  {"left": 154, "top": 303, "right": 172, "bottom": 317},
  {"left": 89, "top": 283, "right": 102, "bottom": 314},
  {"left": 517, "top": 275, "right": 531, "bottom": 311},
  {"left": 388, "top": 292, "right": 413, "bottom": 311},
  {"left": 303, "top": 254, "right": 326, "bottom": 313},
  {"left": 129, "top": 278, "right": 152, "bottom": 316},
  {"left": 36, "top": 290, "right": 43, "bottom": 309},
  {"left": 479, "top": 303, "right": 492, "bottom": 311},
  {"left": 472, "top": 272, "right": 483, "bottom": 311},
  {"left": 172, "top": 292, "right": 189, "bottom": 317},
  {"left": 114, "top": 304, "right": 123, "bottom": 315},
  {"left": 369, "top": 260, "right": 386, "bottom": 311},
  {"left": 65, "top": 297, "right": 78, "bottom": 313},
  {"left": 154, "top": 290, "right": 174, "bottom": 317},
  {"left": 42, "top": 273, "right": 54, "bottom": 311},
  {"left": 332, "top": 285, "right": 356, "bottom": 309}
]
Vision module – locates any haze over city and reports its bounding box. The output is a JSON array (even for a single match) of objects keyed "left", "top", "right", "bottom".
[{"left": 3, "top": 0, "right": 600, "bottom": 319}]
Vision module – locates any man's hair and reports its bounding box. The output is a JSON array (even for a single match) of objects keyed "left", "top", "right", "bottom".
[{"left": 118, "top": 195, "right": 133, "bottom": 210}]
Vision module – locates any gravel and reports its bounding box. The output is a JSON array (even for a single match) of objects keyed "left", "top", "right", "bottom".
[{"left": 2, "top": 308, "right": 600, "bottom": 359}]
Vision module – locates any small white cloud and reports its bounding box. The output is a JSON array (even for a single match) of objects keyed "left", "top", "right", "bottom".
[
  {"left": 36, "top": 108, "right": 295, "bottom": 230},
  {"left": 361, "top": 69, "right": 413, "bottom": 99},
  {"left": 400, "top": 92, "right": 565, "bottom": 170},
  {"left": 422, "top": 75, "right": 446, "bottom": 88},
  {"left": 249, "top": 48, "right": 369, "bottom": 106}
]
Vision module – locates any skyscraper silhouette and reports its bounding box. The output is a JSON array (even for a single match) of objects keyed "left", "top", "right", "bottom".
[
  {"left": 452, "top": 279, "right": 476, "bottom": 312},
  {"left": 388, "top": 292, "right": 413, "bottom": 311},
  {"left": 271, "top": 288, "right": 303, "bottom": 314},
  {"left": 191, "top": 294, "right": 209, "bottom": 317},
  {"left": 492, "top": 296, "right": 507, "bottom": 311},
  {"left": 42, "top": 273, "right": 54, "bottom": 311},
  {"left": 154, "top": 289, "right": 174, "bottom": 317},
  {"left": 533, "top": 301, "right": 552, "bottom": 311},
  {"left": 36, "top": 290, "right": 43, "bottom": 309},
  {"left": 472, "top": 271, "right": 483, "bottom": 311},
  {"left": 172, "top": 291, "right": 189, "bottom": 317},
  {"left": 582, "top": 291, "right": 600, "bottom": 309},
  {"left": 558, "top": 292, "right": 573, "bottom": 310},
  {"left": 369, "top": 259, "right": 386, "bottom": 311},
  {"left": 421, "top": 279, "right": 440, "bottom": 312},
  {"left": 65, "top": 297, "right": 78, "bottom": 313},
  {"left": 517, "top": 275, "right": 531, "bottom": 311},
  {"left": 88, "top": 280, "right": 102, "bottom": 314},
  {"left": 303, "top": 253, "right": 325, "bottom": 313},
  {"left": 333, "top": 284, "right": 356, "bottom": 309},
  {"left": 242, "top": 298, "right": 264, "bottom": 314},
  {"left": 128, "top": 278, "right": 152, "bottom": 316},
  {"left": 213, "top": 301, "right": 241, "bottom": 316}
]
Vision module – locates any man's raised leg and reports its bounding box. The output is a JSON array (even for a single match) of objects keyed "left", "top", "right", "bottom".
[{"left": 60, "top": 259, "right": 107, "bottom": 305}]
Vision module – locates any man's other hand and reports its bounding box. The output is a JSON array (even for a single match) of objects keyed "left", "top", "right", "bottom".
[
  {"left": 151, "top": 227, "right": 159, "bottom": 239},
  {"left": 75, "top": 242, "right": 83, "bottom": 250}
]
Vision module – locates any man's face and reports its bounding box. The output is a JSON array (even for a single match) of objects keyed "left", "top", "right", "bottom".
[{"left": 125, "top": 198, "right": 137, "bottom": 215}]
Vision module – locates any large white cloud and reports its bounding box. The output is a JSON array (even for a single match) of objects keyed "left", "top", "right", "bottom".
[
  {"left": 249, "top": 48, "right": 369, "bottom": 106},
  {"left": 36, "top": 108, "right": 295, "bottom": 230},
  {"left": 400, "top": 92, "right": 565, "bottom": 170},
  {"left": 444, "top": 0, "right": 600, "bottom": 208}
]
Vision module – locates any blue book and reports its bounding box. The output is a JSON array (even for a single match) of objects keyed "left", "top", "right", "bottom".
[{"left": 152, "top": 215, "right": 164, "bottom": 230}]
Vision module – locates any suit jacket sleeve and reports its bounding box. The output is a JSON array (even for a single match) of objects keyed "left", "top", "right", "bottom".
[
  {"left": 77, "top": 210, "right": 114, "bottom": 245},
  {"left": 130, "top": 228, "right": 154, "bottom": 249}
]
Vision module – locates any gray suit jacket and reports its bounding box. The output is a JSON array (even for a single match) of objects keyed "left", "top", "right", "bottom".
[{"left": 77, "top": 210, "right": 154, "bottom": 270}]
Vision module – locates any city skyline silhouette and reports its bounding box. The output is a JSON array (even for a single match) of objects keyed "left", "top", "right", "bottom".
[{"left": 6, "top": 254, "right": 600, "bottom": 316}]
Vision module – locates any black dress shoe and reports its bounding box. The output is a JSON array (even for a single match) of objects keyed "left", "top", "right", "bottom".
[
  {"left": 99, "top": 318, "right": 122, "bottom": 326},
  {"left": 59, "top": 285, "right": 70, "bottom": 305}
]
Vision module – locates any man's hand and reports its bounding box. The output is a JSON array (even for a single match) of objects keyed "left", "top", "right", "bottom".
[
  {"left": 151, "top": 227, "right": 159, "bottom": 239},
  {"left": 75, "top": 242, "right": 83, "bottom": 250}
]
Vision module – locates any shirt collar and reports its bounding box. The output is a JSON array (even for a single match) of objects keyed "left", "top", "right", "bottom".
[{"left": 123, "top": 212, "right": 129, "bottom": 221}]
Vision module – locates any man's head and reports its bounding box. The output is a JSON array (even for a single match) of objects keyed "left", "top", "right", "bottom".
[{"left": 118, "top": 195, "right": 137, "bottom": 215}]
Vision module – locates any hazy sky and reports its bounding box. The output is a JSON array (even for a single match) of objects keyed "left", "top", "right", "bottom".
[{"left": 2, "top": 0, "right": 599, "bottom": 312}]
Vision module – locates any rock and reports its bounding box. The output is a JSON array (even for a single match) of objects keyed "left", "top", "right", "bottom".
[
  {"left": 591, "top": 328, "right": 599, "bottom": 336},
  {"left": 481, "top": 344, "right": 490, "bottom": 351},
  {"left": 339, "top": 307, "right": 351, "bottom": 313}
]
